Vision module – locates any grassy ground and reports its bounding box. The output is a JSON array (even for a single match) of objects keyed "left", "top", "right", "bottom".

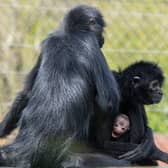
[{"left": 0, "top": 0, "right": 168, "bottom": 133}]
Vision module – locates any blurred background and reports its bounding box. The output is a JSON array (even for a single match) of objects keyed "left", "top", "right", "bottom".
[{"left": 0, "top": 0, "right": 168, "bottom": 138}]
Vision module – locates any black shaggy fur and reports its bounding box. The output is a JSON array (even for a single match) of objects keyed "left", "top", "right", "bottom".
[
  {"left": 104, "top": 61, "right": 168, "bottom": 165},
  {"left": 115, "top": 61, "right": 164, "bottom": 143},
  {"left": 0, "top": 5, "right": 131, "bottom": 168}
]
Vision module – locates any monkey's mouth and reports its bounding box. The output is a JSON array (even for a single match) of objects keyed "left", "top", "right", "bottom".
[{"left": 112, "top": 131, "right": 121, "bottom": 138}]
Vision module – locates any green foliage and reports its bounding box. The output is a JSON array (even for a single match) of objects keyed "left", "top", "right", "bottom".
[{"left": 147, "top": 111, "right": 168, "bottom": 133}]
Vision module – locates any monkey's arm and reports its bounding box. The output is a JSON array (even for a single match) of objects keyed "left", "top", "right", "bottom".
[
  {"left": 93, "top": 50, "right": 120, "bottom": 115},
  {"left": 150, "top": 142, "right": 168, "bottom": 163},
  {"left": 0, "top": 55, "right": 41, "bottom": 137},
  {"left": 91, "top": 46, "right": 120, "bottom": 146},
  {"left": 118, "top": 127, "right": 168, "bottom": 163},
  {"left": 118, "top": 127, "right": 153, "bottom": 161}
]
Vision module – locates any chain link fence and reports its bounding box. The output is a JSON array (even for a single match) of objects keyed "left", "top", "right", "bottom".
[{"left": 0, "top": 0, "right": 168, "bottom": 119}]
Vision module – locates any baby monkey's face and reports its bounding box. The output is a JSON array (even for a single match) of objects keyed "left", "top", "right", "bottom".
[{"left": 112, "top": 116, "right": 129, "bottom": 138}]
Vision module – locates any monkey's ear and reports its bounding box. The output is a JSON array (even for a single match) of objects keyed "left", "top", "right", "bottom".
[{"left": 132, "top": 76, "right": 141, "bottom": 88}]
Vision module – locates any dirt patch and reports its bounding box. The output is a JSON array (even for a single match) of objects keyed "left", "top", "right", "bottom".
[{"left": 154, "top": 134, "right": 168, "bottom": 166}]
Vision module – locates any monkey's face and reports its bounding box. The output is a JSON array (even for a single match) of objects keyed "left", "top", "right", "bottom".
[
  {"left": 67, "top": 5, "right": 105, "bottom": 48},
  {"left": 132, "top": 76, "right": 163, "bottom": 105},
  {"left": 79, "top": 11, "right": 105, "bottom": 48},
  {"left": 118, "top": 62, "right": 164, "bottom": 105},
  {"left": 87, "top": 16, "right": 105, "bottom": 48},
  {"left": 112, "top": 117, "right": 129, "bottom": 138}
]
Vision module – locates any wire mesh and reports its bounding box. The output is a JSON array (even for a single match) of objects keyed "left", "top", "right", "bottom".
[{"left": 0, "top": 0, "right": 168, "bottom": 117}]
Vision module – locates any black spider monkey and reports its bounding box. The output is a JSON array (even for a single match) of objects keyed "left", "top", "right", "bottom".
[
  {"left": 0, "top": 5, "right": 130, "bottom": 168},
  {"left": 103, "top": 61, "right": 168, "bottom": 165}
]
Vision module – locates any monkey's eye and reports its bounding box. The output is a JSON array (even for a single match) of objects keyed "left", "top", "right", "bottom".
[
  {"left": 89, "top": 18, "right": 96, "bottom": 25},
  {"left": 114, "top": 124, "right": 118, "bottom": 127},
  {"left": 133, "top": 76, "right": 141, "bottom": 84}
]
